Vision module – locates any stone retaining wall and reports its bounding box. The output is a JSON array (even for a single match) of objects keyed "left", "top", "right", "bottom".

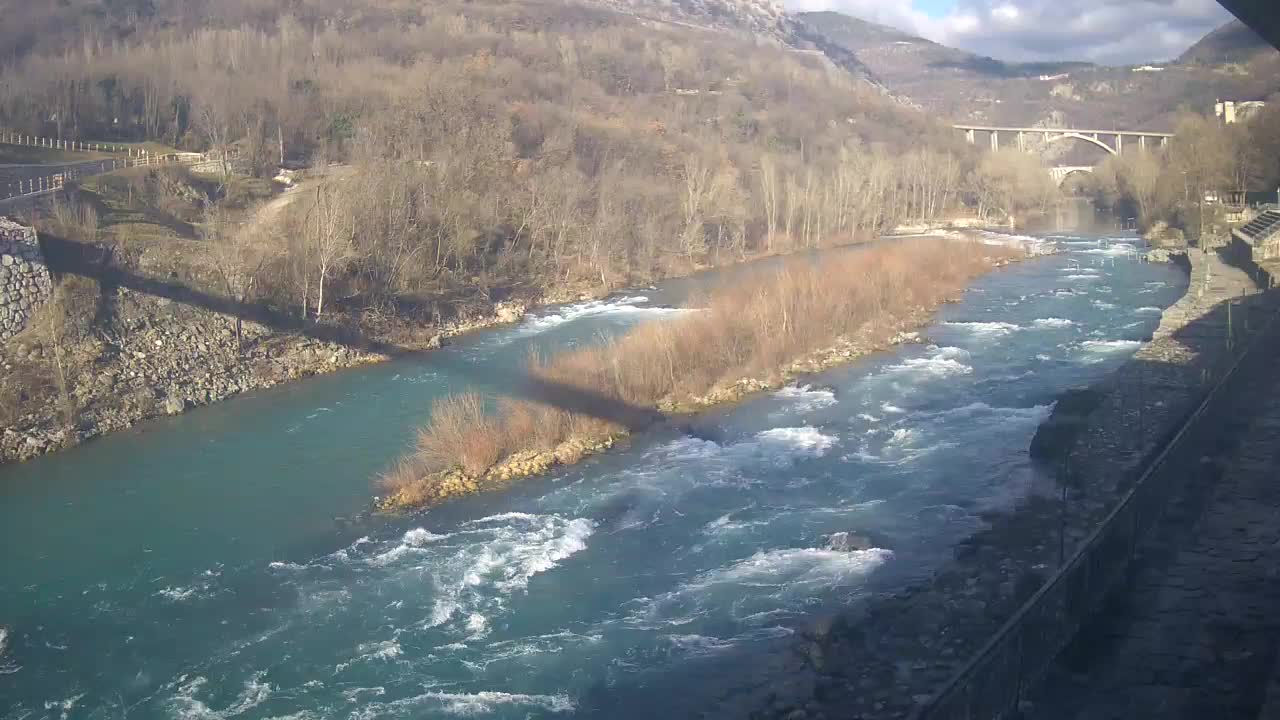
[{"left": 0, "top": 218, "right": 52, "bottom": 340}]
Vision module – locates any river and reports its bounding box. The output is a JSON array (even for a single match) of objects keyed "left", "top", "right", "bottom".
[{"left": 0, "top": 231, "right": 1187, "bottom": 720}]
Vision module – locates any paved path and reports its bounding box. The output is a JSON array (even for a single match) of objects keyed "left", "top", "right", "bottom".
[
  {"left": 1027, "top": 320, "right": 1280, "bottom": 720},
  {"left": 1154, "top": 247, "right": 1258, "bottom": 340}
]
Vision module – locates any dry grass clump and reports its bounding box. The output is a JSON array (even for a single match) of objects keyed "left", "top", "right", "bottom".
[
  {"left": 385, "top": 239, "right": 1021, "bottom": 502},
  {"left": 414, "top": 392, "right": 505, "bottom": 476}
]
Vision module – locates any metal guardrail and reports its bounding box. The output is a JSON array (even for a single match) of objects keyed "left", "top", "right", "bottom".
[
  {"left": 0, "top": 154, "right": 213, "bottom": 202},
  {"left": 0, "top": 130, "right": 137, "bottom": 155},
  {"left": 913, "top": 295, "right": 1278, "bottom": 720}
]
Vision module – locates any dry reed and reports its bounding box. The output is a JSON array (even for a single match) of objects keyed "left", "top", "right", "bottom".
[{"left": 386, "top": 238, "right": 1021, "bottom": 500}]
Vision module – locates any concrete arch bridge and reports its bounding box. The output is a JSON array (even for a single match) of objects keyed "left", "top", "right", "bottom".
[{"left": 955, "top": 124, "right": 1175, "bottom": 186}]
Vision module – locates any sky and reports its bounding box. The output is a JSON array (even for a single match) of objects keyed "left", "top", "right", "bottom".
[{"left": 782, "top": 0, "right": 1237, "bottom": 65}]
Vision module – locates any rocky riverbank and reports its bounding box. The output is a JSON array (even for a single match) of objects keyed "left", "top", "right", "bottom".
[
  {"left": 749, "top": 248, "right": 1280, "bottom": 720},
  {"left": 0, "top": 284, "right": 538, "bottom": 465}
]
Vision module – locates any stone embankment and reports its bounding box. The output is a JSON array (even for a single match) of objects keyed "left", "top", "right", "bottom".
[
  {"left": 1026, "top": 300, "right": 1280, "bottom": 720},
  {"left": 0, "top": 276, "right": 532, "bottom": 464},
  {"left": 0, "top": 218, "right": 52, "bottom": 340},
  {"left": 746, "top": 248, "right": 1279, "bottom": 720}
]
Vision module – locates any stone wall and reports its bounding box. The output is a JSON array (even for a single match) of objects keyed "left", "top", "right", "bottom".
[{"left": 0, "top": 218, "right": 52, "bottom": 340}]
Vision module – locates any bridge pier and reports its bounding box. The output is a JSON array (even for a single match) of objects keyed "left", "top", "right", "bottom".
[{"left": 954, "top": 125, "right": 1174, "bottom": 158}]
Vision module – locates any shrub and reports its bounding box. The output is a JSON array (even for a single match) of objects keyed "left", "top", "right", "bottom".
[
  {"left": 415, "top": 392, "right": 505, "bottom": 476},
  {"left": 391, "top": 238, "right": 1021, "bottom": 486}
]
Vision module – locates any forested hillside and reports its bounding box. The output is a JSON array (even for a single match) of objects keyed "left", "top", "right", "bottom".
[
  {"left": 2, "top": 0, "right": 1067, "bottom": 461},
  {"left": 0, "top": 0, "right": 1025, "bottom": 310}
]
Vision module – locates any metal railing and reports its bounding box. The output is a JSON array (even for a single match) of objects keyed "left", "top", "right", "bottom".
[
  {"left": 0, "top": 153, "right": 213, "bottom": 202},
  {"left": 913, "top": 294, "right": 1278, "bottom": 720},
  {"left": 0, "top": 129, "right": 137, "bottom": 155}
]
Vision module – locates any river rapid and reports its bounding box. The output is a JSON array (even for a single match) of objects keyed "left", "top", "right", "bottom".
[{"left": 0, "top": 232, "right": 1186, "bottom": 720}]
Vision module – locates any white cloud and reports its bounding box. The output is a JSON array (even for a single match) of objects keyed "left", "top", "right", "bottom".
[{"left": 787, "top": 0, "right": 1236, "bottom": 65}]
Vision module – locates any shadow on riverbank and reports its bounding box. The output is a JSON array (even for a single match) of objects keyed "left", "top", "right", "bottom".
[{"left": 35, "top": 233, "right": 669, "bottom": 434}]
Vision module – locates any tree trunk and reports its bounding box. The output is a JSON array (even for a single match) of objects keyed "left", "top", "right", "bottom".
[{"left": 316, "top": 264, "right": 328, "bottom": 318}]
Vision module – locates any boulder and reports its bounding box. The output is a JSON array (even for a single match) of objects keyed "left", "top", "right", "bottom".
[
  {"left": 1029, "top": 387, "right": 1106, "bottom": 466},
  {"left": 825, "top": 531, "right": 874, "bottom": 552},
  {"left": 494, "top": 301, "right": 527, "bottom": 324},
  {"left": 162, "top": 394, "right": 187, "bottom": 416}
]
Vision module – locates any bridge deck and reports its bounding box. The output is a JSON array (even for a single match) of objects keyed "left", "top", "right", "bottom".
[
  {"left": 952, "top": 125, "right": 1174, "bottom": 137},
  {"left": 1025, "top": 319, "right": 1280, "bottom": 720}
]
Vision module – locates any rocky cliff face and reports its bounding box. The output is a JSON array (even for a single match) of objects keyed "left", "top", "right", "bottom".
[
  {"left": 585, "top": 0, "right": 787, "bottom": 39},
  {"left": 0, "top": 218, "right": 52, "bottom": 341}
]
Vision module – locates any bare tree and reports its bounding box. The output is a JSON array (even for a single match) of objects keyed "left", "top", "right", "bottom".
[{"left": 306, "top": 182, "right": 356, "bottom": 319}]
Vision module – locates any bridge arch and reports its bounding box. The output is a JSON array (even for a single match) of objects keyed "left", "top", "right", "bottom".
[
  {"left": 1046, "top": 132, "right": 1118, "bottom": 156},
  {"left": 1051, "top": 166, "right": 1095, "bottom": 188}
]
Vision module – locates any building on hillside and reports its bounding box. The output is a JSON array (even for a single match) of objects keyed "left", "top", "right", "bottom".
[{"left": 1215, "top": 99, "right": 1267, "bottom": 124}]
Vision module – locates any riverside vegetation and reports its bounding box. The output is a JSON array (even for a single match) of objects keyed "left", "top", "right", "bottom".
[
  {"left": 0, "top": 0, "right": 1062, "bottom": 463},
  {"left": 381, "top": 238, "right": 1023, "bottom": 508}
]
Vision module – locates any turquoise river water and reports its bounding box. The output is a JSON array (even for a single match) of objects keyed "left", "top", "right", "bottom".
[{"left": 0, "top": 232, "right": 1187, "bottom": 719}]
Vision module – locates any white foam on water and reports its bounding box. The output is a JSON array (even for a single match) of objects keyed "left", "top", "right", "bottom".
[
  {"left": 942, "top": 321, "right": 1020, "bottom": 337},
  {"left": 350, "top": 690, "right": 575, "bottom": 719},
  {"left": 0, "top": 629, "right": 14, "bottom": 677},
  {"left": 773, "top": 384, "right": 837, "bottom": 412},
  {"left": 466, "top": 613, "right": 489, "bottom": 636},
  {"left": 1134, "top": 306, "right": 1162, "bottom": 315},
  {"left": 43, "top": 693, "right": 84, "bottom": 720},
  {"left": 402, "top": 528, "right": 451, "bottom": 546},
  {"left": 359, "top": 639, "right": 403, "bottom": 662},
  {"left": 400, "top": 513, "right": 596, "bottom": 638},
  {"left": 700, "top": 547, "right": 891, "bottom": 592},
  {"left": 1081, "top": 340, "right": 1142, "bottom": 353},
  {"left": 856, "top": 413, "right": 881, "bottom": 423},
  {"left": 666, "top": 634, "right": 737, "bottom": 656},
  {"left": 478, "top": 631, "right": 604, "bottom": 664},
  {"left": 922, "top": 402, "right": 1054, "bottom": 425},
  {"left": 881, "top": 403, "right": 906, "bottom": 414},
  {"left": 702, "top": 512, "right": 770, "bottom": 537},
  {"left": 424, "top": 691, "right": 576, "bottom": 716},
  {"left": 1091, "top": 300, "right": 1117, "bottom": 310},
  {"left": 1033, "top": 318, "right": 1075, "bottom": 328},
  {"left": 1080, "top": 242, "right": 1137, "bottom": 257},
  {"left": 888, "top": 428, "right": 916, "bottom": 446},
  {"left": 1065, "top": 274, "right": 1099, "bottom": 281},
  {"left": 629, "top": 547, "right": 892, "bottom": 628},
  {"left": 976, "top": 230, "right": 1054, "bottom": 254},
  {"left": 156, "top": 586, "right": 199, "bottom": 602},
  {"left": 753, "top": 427, "right": 837, "bottom": 458},
  {"left": 507, "top": 295, "right": 689, "bottom": 339},
  {"left": 885, "top": 346, "right": 973, "bottom": 379},
  {"left": 648, "top": 427, "right": 839, "bottom": 479},
  {"left": 1036, "top": 353, "right": 1053, "bottom": 361},
  {"left": 467, "top": 512, "right": 543, "bottom": 525},
  {"left": 170, "top": 673, "right": 272, "bottom": 719}
]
